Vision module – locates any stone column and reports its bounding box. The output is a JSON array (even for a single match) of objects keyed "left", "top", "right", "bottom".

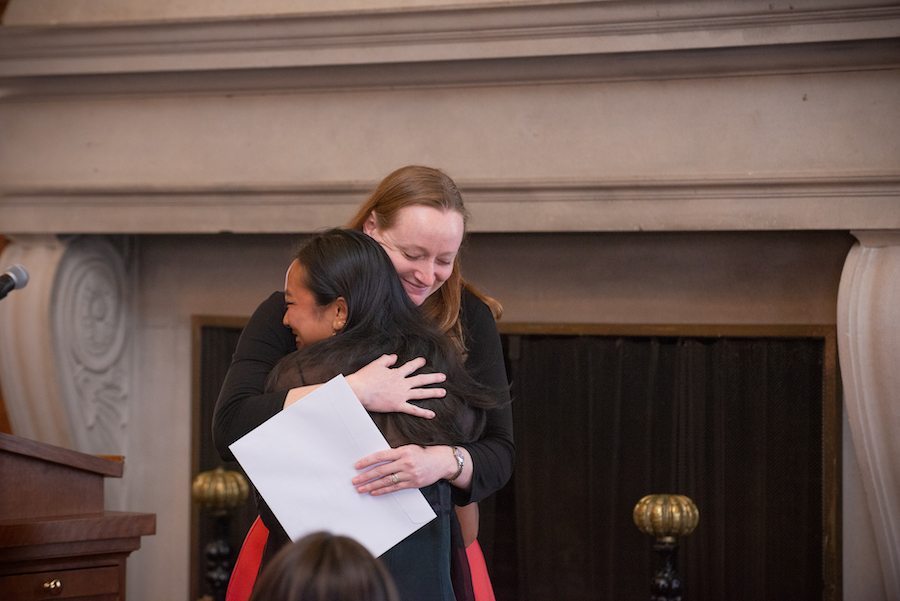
[
  {"left": 837, "top": 230, "right": 900, "bottom": 600},
  {"left": 0, "top": 236, "right": 70, "bottom": 446}
]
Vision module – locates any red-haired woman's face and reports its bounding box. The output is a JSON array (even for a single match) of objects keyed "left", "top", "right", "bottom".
[{"left": 364, "top": 205, "right": 464, "bottom": 306}]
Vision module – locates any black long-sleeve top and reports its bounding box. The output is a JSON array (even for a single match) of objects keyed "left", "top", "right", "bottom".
[{"left": 212, "top": 288, "right": 515, "bottom": 506}]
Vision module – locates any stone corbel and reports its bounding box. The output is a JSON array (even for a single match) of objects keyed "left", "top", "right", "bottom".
[
  {"left": 837, "top": 229, "right": 900, "bottom": 599},
  {"left": 0, "top": 235, "right": 131, "bottom": 456}
]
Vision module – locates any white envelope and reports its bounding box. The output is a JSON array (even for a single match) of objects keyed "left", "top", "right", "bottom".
[{"left": 229, "top": 375, "right": 436, "bottom": 557}]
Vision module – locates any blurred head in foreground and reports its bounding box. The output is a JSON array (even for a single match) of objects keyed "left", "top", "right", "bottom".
[{"left": 249, "top": 531, "right": 400, "bottom": 601}]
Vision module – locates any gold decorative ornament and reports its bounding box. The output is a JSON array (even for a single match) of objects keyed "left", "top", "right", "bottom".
[
  {"left": 191, "top": 466, "right": 249, "bottom": 516},
  {"left": 633, "top": 493, "right": 699, "bottom": 543},
  {"left": 192, "top": 467, "right": 249, "bottom": 599},
  {"left": 633, "top": 493, "right": 699, "bottom": 601}
]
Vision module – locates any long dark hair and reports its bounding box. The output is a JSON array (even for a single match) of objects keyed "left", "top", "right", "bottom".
[{"left": 266, "top": 229, "right": 501, "bottom": 447}]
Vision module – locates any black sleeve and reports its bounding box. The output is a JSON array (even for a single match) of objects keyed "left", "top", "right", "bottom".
[
  {"left": 453, "top": 290, "right": 515, "bottom": 506},
  {"left": 212, "top": 291, "right": 297, "bottom": 462}
]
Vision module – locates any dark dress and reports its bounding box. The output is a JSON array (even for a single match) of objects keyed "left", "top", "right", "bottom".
[{"left": 212, "top": 288, "right": 515, "bottom": 601}]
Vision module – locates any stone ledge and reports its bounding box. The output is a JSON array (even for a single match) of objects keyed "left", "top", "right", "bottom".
[
  {"left": 1, "top": 1, "right": 898, "bottom": 78},
  {"left": 1, "top": 38, "right": 898, "bottom": 99},
  {"left": 2, "top": 173, "right": 898, "bottom": 233}
]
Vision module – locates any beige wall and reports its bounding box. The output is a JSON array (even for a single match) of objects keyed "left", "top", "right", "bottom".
[{"left": 463, "top": 231, "right": 854, "bottom": 325}]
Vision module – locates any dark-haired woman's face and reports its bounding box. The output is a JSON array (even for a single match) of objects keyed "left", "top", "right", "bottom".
[
  {"left": 282, "top": 260, "right": 344, "bottom": 349},
  {"left": 364, "top": 205, "right": 464, "bottom": 306}
]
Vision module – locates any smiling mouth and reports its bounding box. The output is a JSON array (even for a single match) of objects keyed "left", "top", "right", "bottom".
[{"left": 404, "top": 280, "right": 428, "bottom": 292}]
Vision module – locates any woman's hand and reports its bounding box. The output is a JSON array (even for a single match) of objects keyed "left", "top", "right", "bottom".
[
  {"left": 345, "top": 354, "right": 445, "bottom": 418},
  {"left": 352, "top": 444, "right": 472, "bottom": 496}
]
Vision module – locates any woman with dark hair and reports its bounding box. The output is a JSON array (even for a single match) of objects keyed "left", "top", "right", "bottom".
[
  {"left": 267, "top": 228, "right": 498, "bottom": 448},
  {"left": 252, "top": 229, "right": 500, "bottom": 601},
  {"left": 214, "top": 166, "right": 513, "bottom": 601},
  {"left": 249, "top": 531, "right": 400, "bottom": 601}
]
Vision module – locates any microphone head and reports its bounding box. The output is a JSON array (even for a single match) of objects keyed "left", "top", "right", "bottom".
[{"left": 6, "top": 264, "right": 29, "bottom": 290}]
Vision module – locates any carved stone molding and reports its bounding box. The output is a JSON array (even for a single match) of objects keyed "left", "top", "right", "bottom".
[
  {"left": 2, "top": 38, "right": 899, "bottom": 100},
  {"left": 837, "top": 230, "right": 900, "bottom": 599},
  {"left": 0, "top": 235, "right": 131, "bottom": 456},
  {"left": 1, "top": 174, "right": 899, "bottom": 234},
  {"left": 1, "top": 1, "right": 898, "bottom": 75},
  {"left": 0, "top": 1, "right": 898, "bottom": 101}
]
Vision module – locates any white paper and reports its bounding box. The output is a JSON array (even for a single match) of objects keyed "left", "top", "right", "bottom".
[{"left": 229, "top": 375, "right": 436, "bottom": 557}]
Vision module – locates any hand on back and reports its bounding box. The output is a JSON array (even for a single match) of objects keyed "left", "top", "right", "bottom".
[{"left": 345, "top": 354, "right": 446, "bottom": 418}]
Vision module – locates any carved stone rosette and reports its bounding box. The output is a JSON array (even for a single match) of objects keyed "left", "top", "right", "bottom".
[{"left": 51, "top": 237, "right": 132, "bottom": 457}]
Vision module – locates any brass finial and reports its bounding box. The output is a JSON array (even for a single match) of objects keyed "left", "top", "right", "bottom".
[
  {"left": 634, "top": 494, "right": 699, "bottom": 600},
  {"left": 192, "top": 466, "right": 249, "bottom": 516},
  {"left": 633, "top": 493, "right": 699, "bottom": 543}
]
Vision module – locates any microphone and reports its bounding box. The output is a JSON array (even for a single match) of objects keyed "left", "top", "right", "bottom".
[{"left": 0, "top": 264, "right": 29, "bottom": 301}]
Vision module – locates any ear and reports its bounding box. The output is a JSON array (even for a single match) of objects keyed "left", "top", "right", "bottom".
[
  {"left": 362, "top": 211, "right": 378, "bottom": 236},
  {"left": 332, "top": 297, "right": 348, "bottom": 331}
]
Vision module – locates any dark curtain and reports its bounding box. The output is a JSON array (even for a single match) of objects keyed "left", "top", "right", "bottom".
[
  {"left": 481, "top": 335, "right": 824, "bottom": 601},
  {"left": 197, "top": 325, "right": 258, "bottom": 598}
]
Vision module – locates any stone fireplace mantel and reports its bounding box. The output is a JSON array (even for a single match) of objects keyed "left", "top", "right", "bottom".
[
  {"left": 1, "top": 0, "right": 899, "bottom": 234},
  {"left": 1, "top": 2, "right": 899, "bottom": 600}
]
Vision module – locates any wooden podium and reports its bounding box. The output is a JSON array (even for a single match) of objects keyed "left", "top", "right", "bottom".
[{"left": 0, "top": 432, "right": 156, "bottom": 600}]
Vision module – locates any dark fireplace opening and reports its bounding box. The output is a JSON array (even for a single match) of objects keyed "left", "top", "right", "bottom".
[
  {"left": 192, "top": 322, "right": 838, "bottom": 601},
  {"left": 192, "top": 320, "right": 258, "bottom": 601},
  {"left": 478, "top": 330, "right": 835, "bottom": 601}
]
